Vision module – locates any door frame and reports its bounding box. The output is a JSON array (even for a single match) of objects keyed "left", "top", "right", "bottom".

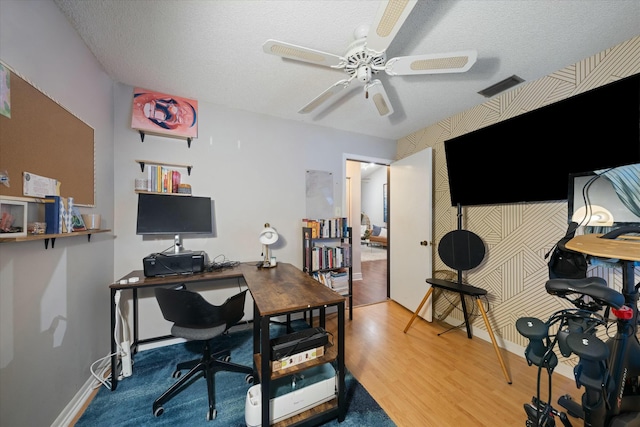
[{"left": 343, "top": 153, "right": 393, "bottom": 297}]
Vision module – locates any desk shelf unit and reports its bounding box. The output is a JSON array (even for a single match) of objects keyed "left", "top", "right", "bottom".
[
  {"left": 241, "top": 262, "right": 347, "bottom": 427},
  {"left": 302, "top": 224, "right": 353, "bottom": 320}
]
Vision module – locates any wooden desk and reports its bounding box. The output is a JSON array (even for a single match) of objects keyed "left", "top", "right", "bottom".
[
  {"left": 242, "top": 263, "right": 346, "bottom": 426},
  {"left": 109, "top": 263, "right": 347, "bottom": 426}
]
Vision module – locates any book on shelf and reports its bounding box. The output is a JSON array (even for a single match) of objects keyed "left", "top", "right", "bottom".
[
  {"left": 62, "top": 201, "right": 69, "bottom": 232},
  {"left": 44, "top": 195, "right": 63, "bottom": 234},
  {"left": 315, "top": 244, "right": 351, "bottom": 270},
  {"left": 69, "top": 205, "right": 86, "bottom": 231},
  {"left": 312, "top": 268, "right": 349, "bottom": 293},
  {"left": 146, "top": 165, "right": 183, "bottom": 193},
  {"left": 302, "top": 217, "right": 349, "bottom": 239}
]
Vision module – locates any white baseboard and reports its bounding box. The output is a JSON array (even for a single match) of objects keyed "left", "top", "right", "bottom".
[{"left": 51, "top": 356, "right": 111, "bottom": 427}]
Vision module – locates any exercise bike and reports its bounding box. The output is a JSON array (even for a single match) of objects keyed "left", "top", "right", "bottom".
[{"left": 517, "top": 227, "right": 640, "bottom": 427}]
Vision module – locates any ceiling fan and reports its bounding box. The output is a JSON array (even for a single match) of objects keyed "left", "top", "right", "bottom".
[{"left": 262, "top": 0, "right": 477, "bottom": 117}]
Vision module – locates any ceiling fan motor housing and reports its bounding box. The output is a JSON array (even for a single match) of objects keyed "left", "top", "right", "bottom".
[{"left": 344, "top": 39, "right": 386, "bottom": 84}]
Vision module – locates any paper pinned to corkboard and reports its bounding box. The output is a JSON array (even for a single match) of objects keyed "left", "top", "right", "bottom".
[{"left": 23, "top": 171, "right": 57, "bottom": 198}]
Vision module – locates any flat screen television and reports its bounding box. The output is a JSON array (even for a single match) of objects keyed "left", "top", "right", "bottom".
[
  {"left": 444, "top": 73, "right": 640, "bottom": 207},
  {"left": 136, "top": 193, "right": 213, "bottom": 253},
  {"left": 568, "top": 163, "right": 640, "bottom": 227}
]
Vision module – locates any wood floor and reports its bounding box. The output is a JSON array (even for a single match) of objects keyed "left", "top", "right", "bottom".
[
  {"left": 327, "top": 301, "right": 582, "bottom": 426},
  {"left": 353, "top": 259, "right": 388, "bottom": 306}
]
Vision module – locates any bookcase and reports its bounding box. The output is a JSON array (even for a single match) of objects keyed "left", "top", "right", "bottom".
[{"left": 302, "top": 220, "right": 353, "bottom": 320}]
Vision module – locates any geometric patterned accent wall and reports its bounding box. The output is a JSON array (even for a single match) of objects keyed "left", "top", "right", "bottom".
[{"left": 396, "top": 35, "right": 640, "bottom": 364}]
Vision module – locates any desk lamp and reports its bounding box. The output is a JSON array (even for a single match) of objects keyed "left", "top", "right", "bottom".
[{"left": 259, "top": 223, "right": 279, "bottom": 268}]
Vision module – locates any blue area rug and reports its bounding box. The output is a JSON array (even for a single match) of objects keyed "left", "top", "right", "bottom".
[{"left": 77, "top": 321, "right": 395, "bottom": 426}]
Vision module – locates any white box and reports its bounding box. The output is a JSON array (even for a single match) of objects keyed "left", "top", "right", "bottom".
[
  {"left": 245, "top": 363, "right": 336, "bottom": 427},
  {"left": 0, "top": 199, "right": 28, "bottom": 237}
]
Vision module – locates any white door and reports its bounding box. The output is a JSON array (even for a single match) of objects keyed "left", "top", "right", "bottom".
[{"left": 389, "top": 148, "right": 433, "bottom": 321}]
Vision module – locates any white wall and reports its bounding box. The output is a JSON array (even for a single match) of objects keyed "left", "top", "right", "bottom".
[
  {"left": 361, "top": 166, "right": 388, "bottom": 227},
  {"left": 0, "top": 1, "right": 115, "bottom": 426},
  {"left": 112, "top": 81, "right": 396, "bottom": 341}
]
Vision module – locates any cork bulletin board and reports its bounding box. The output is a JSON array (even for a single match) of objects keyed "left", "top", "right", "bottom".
[{"left": 0, "top": 66, "right": 95, "bottom": 206}]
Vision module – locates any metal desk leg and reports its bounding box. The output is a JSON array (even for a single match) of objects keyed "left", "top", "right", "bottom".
[
  {"left": 252, "top": 303, "right": 260, "bottom": 357},
  {"left": 110, "top": 288, "right": 118, "bottom": 391},
  {"left": 260, "top": 315, "right": 271, "bottom": 427},
  {"left": 337, "top": 301, "right": 346, "bottom": 421},
  {"left": 319, "top": 306, "right": 326, "bottom": 329},
  {"left": 132, "top": 288, "right": 138, "bottom": 354}
]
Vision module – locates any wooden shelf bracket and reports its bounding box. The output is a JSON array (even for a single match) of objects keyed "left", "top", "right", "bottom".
[{"left": 139, "top": 130, "right": 192, "bottom": 148}]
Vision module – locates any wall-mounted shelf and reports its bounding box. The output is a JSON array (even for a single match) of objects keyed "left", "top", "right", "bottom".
[
  {"left": 134, "top": 190, "right": 190, "bottom": 196},
  {"left": 135, "top": 160, "right": 192, "bottom": 175},
  {"left": 0, "top": 229, "right": 110, "bottom": 249},
  {"left": 137, "top": 130, "right": 193, "bottom": 148}
]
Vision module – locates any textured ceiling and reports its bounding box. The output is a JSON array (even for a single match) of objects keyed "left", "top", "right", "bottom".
[{"left": 53, "top": 0, "right": 640, "bottom": 140}]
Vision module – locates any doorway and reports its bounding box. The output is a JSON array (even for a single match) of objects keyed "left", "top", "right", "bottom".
[
  {"left": 346, "top": 159, "right": 389, "bottom": 307},
  {"left": 346, "top": 150, "right": 433, "bottom": 311}
]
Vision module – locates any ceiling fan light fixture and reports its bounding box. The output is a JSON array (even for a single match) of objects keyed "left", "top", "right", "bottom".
[
  {"left": 356, "top": 65, "right": 372, "bottom": 83},
  {"left": 478, "top": 75, "right": 525, "bottom": 98}
]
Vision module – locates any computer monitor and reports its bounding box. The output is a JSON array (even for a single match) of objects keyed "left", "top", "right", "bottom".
[
  {"left": 136, "top": 193, "right": 213, "bottom": 253},
  {"left": 568, "top": 164, "right": 640, "bottom": 227}
]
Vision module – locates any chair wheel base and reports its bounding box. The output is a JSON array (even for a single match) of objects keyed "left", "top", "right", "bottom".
[
  {"left": 153, "top": 405, "right": 164, "bottom": 417},
  {"left": 207, "top": 408, "right": 217, "bottom": 420}
]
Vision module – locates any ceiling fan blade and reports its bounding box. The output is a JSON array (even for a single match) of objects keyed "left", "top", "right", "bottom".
[
  {"left": 263, "top": 39, "right": 346, "bottom": 68},
  {"left": 365, "top": 79, "right": 394, "bottom": 117},
  {"left": 384, "top": 50, "right": 478, "bottom": 75},
  {"left": 298, "top": 79, "right": 353, "bottom": 114},
  {"left": 365, "top": 0, "right": 418, "bottom": 55}
]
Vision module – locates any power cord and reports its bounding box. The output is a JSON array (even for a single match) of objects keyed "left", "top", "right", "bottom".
[
  {"left": 111, "top": 290, "right": 133, "bottom": 380},
  {"left": 88, "top": 290, "right": 132, "bottom": 390},
  {"left": 208, "top": 254, "right": 240, "bottom": 271},
  {"left": 90, "top": 352, "right": 116, "bottom": 390}
]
